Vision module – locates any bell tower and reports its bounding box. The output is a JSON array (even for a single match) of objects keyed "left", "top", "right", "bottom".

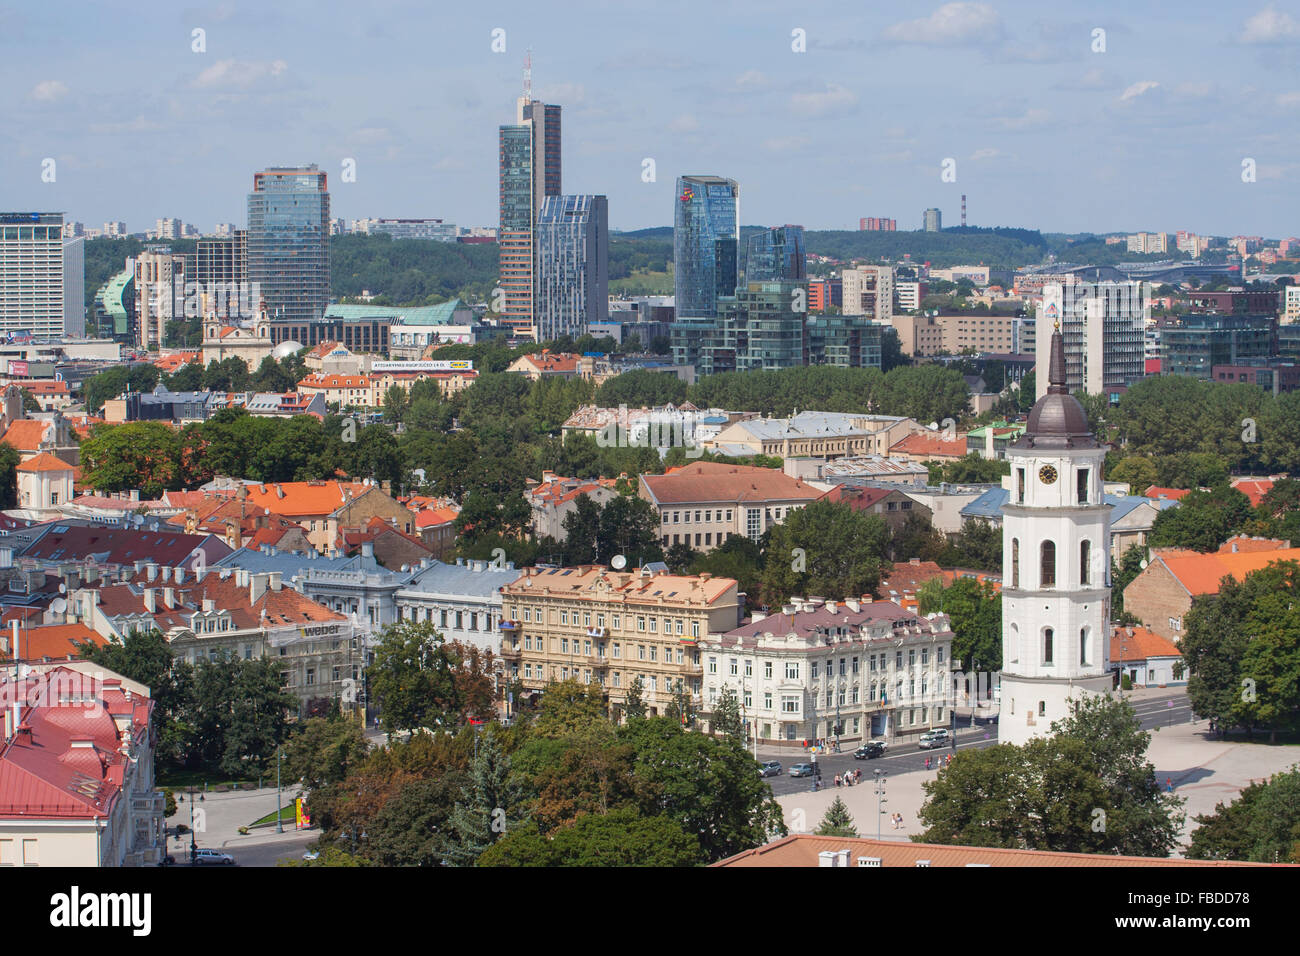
[{"left": 999, "top": 322, "right": 1112, "bottom": 746}]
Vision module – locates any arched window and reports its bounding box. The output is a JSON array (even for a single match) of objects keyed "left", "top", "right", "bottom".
[
  {"left": 1043, "top": 627, "right": 1054, "bottom": 664},
  {"left": 1080, "top": 626, "right": 1089, "bottom": 665},
  {"left": 1011, "top": 538, "right": 1020, "bottom": 588},
  {"left": 1009, "top": 623, "right": 1019, "bottom": 663},
  {"left": 1040, "top": 540, "right": 1056, "bottom": 588},
  {"left": 1080, "top": 539, "right": 1091, "bottom": 586}
]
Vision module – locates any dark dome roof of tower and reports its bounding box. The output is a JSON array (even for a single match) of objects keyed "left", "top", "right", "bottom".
[{"left": 1011, "top": 326, "right": 1100, "bottom": 450}]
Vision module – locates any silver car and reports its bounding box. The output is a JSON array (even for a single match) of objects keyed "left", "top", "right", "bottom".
[
  {"left": 193, "top": 848, "right": 235, "bottom": 865},
  {"left": 759, "top": 760, "right": 782, "bottom": 777}
]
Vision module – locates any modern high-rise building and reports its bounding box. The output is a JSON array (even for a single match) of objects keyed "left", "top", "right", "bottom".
[
  {"left": 1158, "top": 313, "right": 1277, "bottom": 379},
  {"left": 534, "top": 195, "right": 608, "bottom": 342},
  {"left": 673, "top": 175, "right": 739, "bottom": 319},
  {"left": 859, "top": 217, "right": 896, "bottom": 231},
  {"left": 192, "top": 231, "right": 249, "bottom": 319},
  {"left": 247, "top": 165, "right": 331, "bottom": 324},
  {"left": 841, "top": 265, "right": 894, "bottom": 323},
  {"left": 498, "top": 66, "right": 562, "bottom": 340},
  {"left": 0, "top": 212, "right": 81, "bottom": 339},
  {"left": 1037, "top": 282, "right": 1149, "bottom": 402},
  {"left": 133, "top": 249, "right": 186, "bottom": 349},
  {"left": 923, "top": 208, "right": 942, "bottom": 232},
  {"left": 745, "top": 225, "right": 805, "bottom": 283}
]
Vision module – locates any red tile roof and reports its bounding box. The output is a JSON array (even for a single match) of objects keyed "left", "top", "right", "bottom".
[
  {"left": 820, "top": 485, "right": 896, "bottom": 511},
  {"left": 1111, "top": 625, "right": 1183, "bottom": 663},
  {"left": 16, "top": 452, "right": 73, "bottom": 474},
  {"left": 23, "top": 380, "right": 69, "bottom": 396},
  {"left": 1144, "top": 486, "right": 1192, "bottom": 501},
  {"left": 237, "top": 481, "right": 372, "bottom": 517},
  {"left": 640, "top": 461, "right": 823, "bottom": 505},
  {"left": 1230, "top": 478, "right": 1275, "bottom": 507},
  {"left": 888, "top": 433, "right": 968, "bottom": 459},
  {"left": 3, "top": 624, "right": 106, "bottom": 662},
  {"left": 0, "top": 419, "right": 52, "bottom": 452},
  {"left": 1158, "top": 548, "right": 1300, "bottom": 596},
  {"left": 1217, "top": 535, "right": 1291, "bottom": 554}
]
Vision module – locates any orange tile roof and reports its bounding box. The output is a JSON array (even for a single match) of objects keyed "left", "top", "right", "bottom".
[
  {"left": 1144, "top": 485, "right": 1192, "bottom": 501},
  {"left": 238, "top": 481, "right": 370, "bottom": 517},
  {"left": 502, "top": 565, "right": 737, "bottom": 607},
  {"left": 1111, "top": 625, "right": 1182, "bottom": 663},
  {"left": 515, "top": 352, "right": 579, "bottom": 374},
  {"left": 714, "top": 834, "right": 1274, "bottom": 868},
  {"left": 1159, "top": 548, "right": 1300, "bottom": 596},
  {"left": 640, "top": 461, "right": 823, "bottom": 505},
  {"left": 308, "top": 341, "right": 343, "bottom": 358},
  {"left": 1217, "top": 535, "right": 1291, "bottom": 554},
  {"left": 299, "top": 373, "right": 371, "bottom": 389},
  {"left": 1230, "top": 478, "right": 1274, "bottom": 507},
  {"left": 3, "top": 623, "right": 106, "bottom": 662},
  {"left": 415, "top": 506, "right": 458, "bottom": 528},
  {"left": 23, "top": 380, "right": 69, "bottom": 395},
  {"left": 16, "top": 452, "right": 73, "bottom": 473},
  {"left": 888, "top": 432, "right": 968, "bottom": 459},
  {"left": 0, "top": 419, "right": 52, "bottom": 451}
]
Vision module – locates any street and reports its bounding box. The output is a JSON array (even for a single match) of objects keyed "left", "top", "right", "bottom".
[{"left": 761, "top": 687, "right": 1194, "bottom": 797}]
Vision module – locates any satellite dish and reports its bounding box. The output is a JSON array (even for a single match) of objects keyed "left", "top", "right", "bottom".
[
  {"left": 58, "top": 583, "right": 66, "bottom": 594},
  {"left": 1140, "top": 559, "right": 1148, "bottom": 569},
  {"left": 611, "top": 554, "right": 627, "bottom": 570},
  {"left": 50, "top": 597, "right": 67, "bottom": 614}
]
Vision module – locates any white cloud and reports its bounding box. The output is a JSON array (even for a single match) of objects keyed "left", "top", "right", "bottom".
[
  {"left": 1240, "top": 6, "right": 1300, "bottom": 43},
  {"left": 1120, "top": 80, "right": 1160, "bottom": 101},
  {"left": 193, "top": 58, "right": 288, "bottom": 90},
  {"left": 1276, "top": 90, "right": 1300, "bottom": 107},
  {"left": 733, "top": 70, "right": 768, "bottom": 91},
  {"left": 789, "top": 83, "right": 857, "bottom": 115},
  {"left": 31, "top": 80, "right": 68, "bottom": 102},
  {"left": 883, "top": 3, "right": 1003, "bottom": 46},
  {"left": 995, "top": 108, "right": 1051, "bottom": 130}
]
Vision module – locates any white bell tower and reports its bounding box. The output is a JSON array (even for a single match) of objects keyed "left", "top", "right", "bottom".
[{"left": 999, "top": 323, "right": 1112, "bottom": 746}]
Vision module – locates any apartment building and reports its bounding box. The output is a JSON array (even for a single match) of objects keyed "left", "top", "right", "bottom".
[
  {"left": 940, "top": 313, "right": 1018, "bottom": 354},
  {"left": 395, "top": 557, "right": 521, "bottom": 654},
  {"left": 639, "top": 462, "right": 828, "bottom": 553},
  {"left": 700, "top": 597, "right": 954, "bottom": 744},
  {"left": 889, "top": 313, "right": 944, "bottom": 356},
  {"left": 841, "top": 265, "right": 894, "bottom": 322},
  {"left": 705, "top": 411, "right": 915, "bottom": 460},
  {"left": 526, "top": 472, "right": 620, "bottom": 540},
  {"left": 499, "top": 565, "right": 743, "bottom": 719}
]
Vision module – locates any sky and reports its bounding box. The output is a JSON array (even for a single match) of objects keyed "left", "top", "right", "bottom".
[{"left": 4, "top": 0, "right": 1300, "bottom": 238}]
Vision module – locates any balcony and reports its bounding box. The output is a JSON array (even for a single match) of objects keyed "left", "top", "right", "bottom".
[
  {"left": 498, "top": 644, "right": 522, "bottom": 660},
  {"left": 133, "top": 791, "right": 164, "bottom": 815}
]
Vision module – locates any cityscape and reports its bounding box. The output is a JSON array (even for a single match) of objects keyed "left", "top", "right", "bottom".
[{"left": 0, "top": 0, "right": 1297, "bottom": 914}]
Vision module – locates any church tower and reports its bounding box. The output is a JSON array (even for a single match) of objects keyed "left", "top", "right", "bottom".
[{"left": 999, "top": 322, "right": 1112, "bottom": 745}]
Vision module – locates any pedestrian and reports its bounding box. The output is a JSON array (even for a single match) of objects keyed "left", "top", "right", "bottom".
[
  {"left": 834, "top": 773, "right": 841, "bottom": 787},
  {"left": 855, "top": 769, "right": 862, "bottom": 783},
  {"left": 925, "top": 756, "right": 931, "bottom": 770},
  {"left": 1166, "top": 777, "right": 1174, "bottom": 793},
  {"left": 950, "top": 734, "right": 956, "bottom": 751}
]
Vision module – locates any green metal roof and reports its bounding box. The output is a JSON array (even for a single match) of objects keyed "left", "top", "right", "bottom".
[
  {"left": 94, "top": 268, "right": 133, "bottom": 320},
  {"left": 323, "top": 300, "right": 468, "bottom": 325}
]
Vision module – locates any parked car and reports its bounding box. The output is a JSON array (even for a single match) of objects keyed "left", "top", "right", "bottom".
[
  {"left": 302, "top": 850, "right": 320, "bottom": 861},
  {"left": 758, "top": 760, "right": 782, "bottom": 778},
  {"left": 192, "top": 848, "right": 235, "bottom": 865},
  {"left": 918, "top": 729, "right": 950, "bottom": 749},
  {"left": 854, "top": 741, "right": 885, "bottom": 759},
  {"left": 789, "top": 763, "right": 816, "bottom": 778}
]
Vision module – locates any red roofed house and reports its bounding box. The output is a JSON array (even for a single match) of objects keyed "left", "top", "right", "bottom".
[
  {"left": 1111, "top": 625, "right": 1185, "bottom": 687},
  {"left": 819, "top": 484, "right": 931, "bottom": 534},
  {"left": 0, "top": 410, "right": 81, "bottom": 466},
  {"left": 887, "top": 431, "right": 970, "bottom": 463},
  {"left": 336, "top": 516, "right": 434, "bottom": 570},
  {"left": 65, "top": 564, "right": 359, "bottom": 712},
  {"left": 153, "top": 350, "right": 201, "bottom": 374},
  {"left": 21, "top": 380, "right": 72, "bottom": 412},
  {"left": 0, "top": 664, "right": 165, "bottom": 866},
  {"left": 1123, "top": 546, "right": 1300, "bottom": 641},
  {"left": 1143, "top": 485, "right": 1192, "bottom": 502},
  {"left": 1230, "top": 477, "right": 1276, "bottom": 507},
  {"left": 638, "top": 461, "right": 829, "bottom": 554},
  {"left": 296, "top": 373, "right": 374, "bottom": 409},
  {"left": 2, "top": 623, "right": 106, "bottom": 663},
  {"left": 877, "top": 557, "right": 1002, "bottom": 612},
  {"left": 526, "top": 472, "right": 619, "bottom": 540},
  {"left": 219, "top": 480, "right": 413, "bottom": 554},
  {"left": 15, "top": 452, "right": 75, "bottom": 515},
  {"left": 165, "top": 495, "right": 311, "bottom": 552},
  {"left": 507, "top": 351, "right": 581, "bottom": 380}
]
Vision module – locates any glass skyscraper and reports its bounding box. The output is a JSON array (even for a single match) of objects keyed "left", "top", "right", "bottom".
[
  {"left": 745, "top": 225, "right": 805, "bottom": 283},
  {"left": 535, "top": 195, "right": 608, "bottom": 342},
  {"left": 673, "top": 175, "right": 738, "bottom": 318},
  {"left": 247, "top": 166, "right": 330, "bottom": 324},
  {"left": 499, "top": 92, "right": 561, "bottom": 340},
  {"left": 0, "top": 212, "right": 76, "bottom": 339}
]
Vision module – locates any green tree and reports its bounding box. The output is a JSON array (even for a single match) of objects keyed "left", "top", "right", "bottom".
[
  {"left": 250, "top": 355, "right": 296, "bottom": 393},
  {"left": 366, "top": 774, "right": 468, "bottom": 866},
  {"left": 533, "top": 678, "right": 609, "bottom": 738},
  {"left": 1106, "top": 455, "right": 1159, "bottom": 493},
  {"left": 0, "top": 442, "right": 19, "bottom": 509},
  {"left": 689, "top": 533, "right": 762, "bottom": 597},
  {"left": 443, "top": 728, "right": 531, "bottom": 866},
  {"left": 1186, "top": 768, "right": 1300, "bottom": 863},
  {"left": 815, "top": 796, "right": 858, "bottom": 837},
  {"left": 916, "top": 576, "right": 1002, "bottom": 671},
  {"left": 710, "top": 685, "right": 745, "bottom": 745},
  {"left": 623, "top": 676, "right": 646, "bottom": 720},
  {"left": 760, "top": 500, "right": 890, "bottom": 607},
  {"left": 1148, "top": 484, "right": 1253, "bottom": 552},
  {"left": 220, "top": 657, "right": 299, "bottom": 777},
  {"left": 1049, "top": 694, "right": 1184, "bottom": 857},
  {"left": 617, "top": 716, "right": 787, "bottom": 863},
  {"left": 80, "top": 422, "right": 180, "bottom": 498},
  {"left": 595, "top": 494, "right": 663, "bottom": 566},
  {"left": 480, "top": 807, "right": 700, "bottom": 867},
  {"left": 367, "top": 620, "right": 461, "bottom": 734},
  {"left": 282, "top": 713, "right": 371, "bottom": 791}
]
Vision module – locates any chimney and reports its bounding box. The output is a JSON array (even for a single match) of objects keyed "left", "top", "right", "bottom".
[
  {"left": 984, "top": 426, "right": 994, "bottom": 458},
  {"left": 162, "top": 587, "right": 175, "bottom": 609},
  {"left": 143, "top": 589, "right": 156, "bottom": 613},
  {"left": 203, "top": 598, "right": 215, "bottom": 613},
  {"left": 146, "top": 563, "right": 158, "bottom": 582},
  {"left": 160, "top": 566, "right": 172, "bottom": 583},
  {"left": 268, "top": 571, "right": 282, "bottom": 592},
  {"left": 250, "top": 573, "right": 269, "bottom": 605},
  {"left": 174, "top": 567, "right": 185, "bottom": 585},
  {"left": 361, "top": 541, "right": 374, "bottom": 559}
]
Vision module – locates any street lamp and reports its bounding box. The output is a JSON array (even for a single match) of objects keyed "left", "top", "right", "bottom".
[
  {"left": 275, "top": 748, "right": 284, "bottom": 834},
  {"left": 873, "top": 770, "right": 888, "bottom": 840}
]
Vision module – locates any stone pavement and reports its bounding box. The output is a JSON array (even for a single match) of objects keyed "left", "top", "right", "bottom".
[
  {"left": 775, "top": 716, "right": 1300, "bottom": 855},
  {"left": 168, "top": 784, "right": 315, "bottom": 857}
]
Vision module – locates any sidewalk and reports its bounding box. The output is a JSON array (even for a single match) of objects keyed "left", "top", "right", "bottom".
[
  {"left": 775, "top": 717, "right": 1299, "bottom": 855},
  {"left": 170, "top": 785, "right": 310, "bottom": 852}
]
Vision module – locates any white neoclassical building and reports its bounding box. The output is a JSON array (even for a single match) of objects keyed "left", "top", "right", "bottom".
[{"left": 999, "top": 323, "right": 1113, "bottom": 746}]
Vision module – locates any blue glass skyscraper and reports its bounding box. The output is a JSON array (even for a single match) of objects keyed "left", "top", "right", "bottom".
[
  {"left": 745, "top": 225, "right": 806, "bottom": 283},
  {"left": 247, "top": 165, "right": 330, "bottom": 324},
  {"left": 535, "top": 195, "right": 608, "bottom": 342},
  {"left": 673, "top": 175, "right": 738, "bottom": 318}
]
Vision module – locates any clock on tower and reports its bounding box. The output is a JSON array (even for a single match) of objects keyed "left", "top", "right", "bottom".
[{"left": 998, "top": 323, "right": 1113, "bottom": 746}]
